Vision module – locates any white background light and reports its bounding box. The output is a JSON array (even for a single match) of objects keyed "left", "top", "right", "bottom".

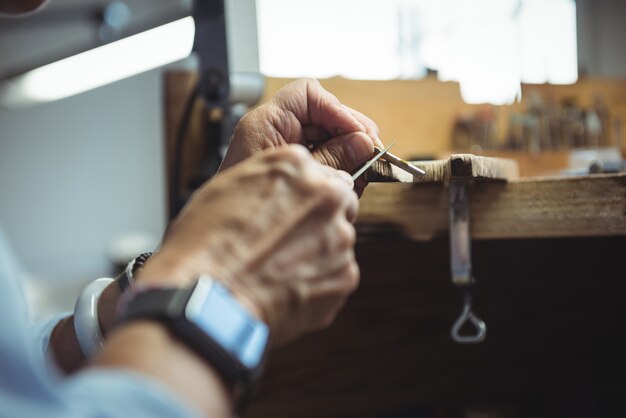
[{"left": 0, "top": 16, "right": 195, "bottom": 108}]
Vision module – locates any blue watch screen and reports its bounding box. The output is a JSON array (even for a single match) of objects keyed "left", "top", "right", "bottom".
[{"left": 189, "top": 283, "right": 268, "bottom": 369}]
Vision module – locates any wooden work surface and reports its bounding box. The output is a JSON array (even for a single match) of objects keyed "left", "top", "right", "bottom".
[
  {"left": 358, "top": 174, "right": 626, "bottom": 241},
  {"left": 246, "top": 174, "right": 626, "bottom": 418},
  {"left": 363, "top": 154, "right": 625, "bottom": 241}
]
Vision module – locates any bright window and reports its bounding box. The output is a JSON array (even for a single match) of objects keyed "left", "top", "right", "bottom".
[{"left": 256, "top": 0, "right": 577, "bottom": 105}]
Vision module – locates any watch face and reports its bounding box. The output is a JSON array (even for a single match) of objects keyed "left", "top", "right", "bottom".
[{"left": 185, "top": 278, "right": 269, "bottom": 369}]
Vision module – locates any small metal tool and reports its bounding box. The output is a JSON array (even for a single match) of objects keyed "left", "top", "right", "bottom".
[
  {"left": 352, "top": 143, "right": 395, "bottom": 181},
  {"left": 449, "top": 177, "right": 486, "bottom": 344},
  {"left": 373, "top": 146, "right": 426, "bottom": 177}
]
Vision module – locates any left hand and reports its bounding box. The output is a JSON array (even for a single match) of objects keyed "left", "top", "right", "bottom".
[
  {"left": 138, "top": 145, "right": 360, "bottom": 346},
  {"left": 219, "top": 79, "right": 384, "bottom": 195}
]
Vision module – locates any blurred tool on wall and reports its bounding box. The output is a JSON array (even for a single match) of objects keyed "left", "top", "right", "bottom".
[{"left": 451, "top": 90, "right": 624, "bottom": 176}]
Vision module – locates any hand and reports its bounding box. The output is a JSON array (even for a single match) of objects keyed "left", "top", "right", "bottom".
[
  {"left": 219, "top": 79, "right": 383, "bottom": 195},
  {"left": 138, "top": 145, "right": 360, "bottom": 346}
]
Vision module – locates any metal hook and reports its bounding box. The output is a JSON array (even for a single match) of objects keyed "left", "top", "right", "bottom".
[
  {"left": 451, "top": 289, "right": 486, "bottom": 344},
  {"left": 448, "top": 175, "right": 487, "bottom": 344}
]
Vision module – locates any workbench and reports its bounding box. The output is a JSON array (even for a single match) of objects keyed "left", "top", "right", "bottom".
[
  {"left": 246, "top": 169, "right": 626, "bottom": 418},
  {"left": 162, "top": 72, "right": 626, "bottom": 417}
]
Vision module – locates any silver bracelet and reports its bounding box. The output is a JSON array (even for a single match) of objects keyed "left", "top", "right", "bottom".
[{"left": 73, "top": 277, "right": 114, "bottom": 358}]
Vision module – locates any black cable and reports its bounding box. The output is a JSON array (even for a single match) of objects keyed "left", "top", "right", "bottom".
[{"left": 170, "top": 77, "right": 204, "bottom": 219}]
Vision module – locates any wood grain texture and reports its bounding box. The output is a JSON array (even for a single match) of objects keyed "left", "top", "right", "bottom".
[{"left": 357, "top": 174, "right": 626, "bottom": 241}]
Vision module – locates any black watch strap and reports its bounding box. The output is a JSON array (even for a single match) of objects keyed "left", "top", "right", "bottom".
[
  {"left": 116, "top": 277, "right": 267, "bottom": 416},
  {"left": 119, "top": 287, "right": 191, "bottom": 323}
]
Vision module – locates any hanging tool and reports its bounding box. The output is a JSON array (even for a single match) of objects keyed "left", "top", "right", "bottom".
[{"left": 449, "top": 176, "right": 486, "bottom": 344}]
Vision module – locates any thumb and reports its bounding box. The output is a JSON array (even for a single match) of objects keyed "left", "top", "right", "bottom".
[{"left": 311, "top": 132, "right": 374, "bottom": 173}]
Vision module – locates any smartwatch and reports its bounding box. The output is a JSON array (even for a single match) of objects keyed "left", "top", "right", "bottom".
[{"left": 117, "top": 275, "right": 270, "bottom": 390}]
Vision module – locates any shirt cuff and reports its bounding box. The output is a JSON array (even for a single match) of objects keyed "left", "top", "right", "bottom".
[
  {"left": 29, "top": 312, "right": 71, "bottom": 373},
  {"left": 62, "top": 368, "right": 203, "bottom": 418}
]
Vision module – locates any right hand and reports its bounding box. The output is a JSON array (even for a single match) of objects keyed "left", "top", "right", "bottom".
[
  {"left": 137, "top": 145, "right": 360, "bottom": 346},
  {"left": 219, "top": 79, "right": 383, "bottom": 196}
]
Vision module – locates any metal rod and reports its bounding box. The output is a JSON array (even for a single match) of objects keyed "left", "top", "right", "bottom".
[
  {"left": 352, "top": 143, "right": 395, "bottom": 180},
  {"left": 373, "top": 146, "right": 426, "bottom": 176}
]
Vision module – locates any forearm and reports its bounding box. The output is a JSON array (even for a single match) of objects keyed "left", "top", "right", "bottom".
[
  {"left": 93, "top": 321, "right": 233, "bottom": 418},
  {"left": 49, "top": 270, "right": 235, "bottom": 417}
]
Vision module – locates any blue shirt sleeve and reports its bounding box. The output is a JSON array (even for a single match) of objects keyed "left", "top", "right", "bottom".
[
  {"left": 1, "top": 367, "right": 203, "bottom": 418},
  {"left": 0, "top": 227, "right": 202, "bottom": 418},
  {"left": 28, "top": 312, "right": 70, "bottom": 375}
]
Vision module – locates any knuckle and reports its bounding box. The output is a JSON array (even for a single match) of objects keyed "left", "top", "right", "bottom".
[
  {"left": 301, "top": 77, "right": 320, "bottom": 88},
  {"left": 261, "top": 157, "right": 298, "bottom": 181},
  {"left": 342, "top": 261, "right": 360, "bottom": 293},
  {"left": 346, "top": 189, "right": 360, "bottom": 219},
  {"left": 279, "top": 143, "right": 307, "bottom": 160},
  {"left": 284, "top": 144, "right": 312, "bottom": 164},
  {"left": 315, "top": 179, "right": 345, "bottom": 209},
  {"left": 336, "top": 221, "right": 356, "bottom": 250},
  {"left": 266, "top": 145, "right": 311, "bottom": 172},
  {"left": 317, "top": 311, "right": 337, "bottom": 330}
]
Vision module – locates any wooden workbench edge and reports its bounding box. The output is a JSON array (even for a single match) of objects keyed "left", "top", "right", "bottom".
[{"left": 356, "top": 173, "right": 626, "bottom": 241}]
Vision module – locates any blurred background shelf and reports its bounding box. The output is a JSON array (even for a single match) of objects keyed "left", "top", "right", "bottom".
[{"left": 262, "top": 77, "right": 626, "bottom": 165}]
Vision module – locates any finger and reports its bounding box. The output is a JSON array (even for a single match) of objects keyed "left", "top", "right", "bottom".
[
  {"left": 311, "top": 131, "right": 375, "bottom": 173},
  {"left": 314, "top": 165, "right": 359, "bottom": 222},
  {"left": 344, "top": 106, "right": 384, "bottom": 148},
  {"left": 320, "top": 167, "right": 359, "bottom": 222},
  {"left": 343, "top": 187, "right": 359, "bottom": 223},
  {"left": 273, "top": 79, "right": 366, "bottom": 137},
  {"left": 323, "top": 166, "right": 354, "bottom": 188},
  {"left": 302, "top": 155, "right": 352, "bottom": 184}
]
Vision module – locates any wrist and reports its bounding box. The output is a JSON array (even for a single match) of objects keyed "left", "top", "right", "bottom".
[
  {"left": 97, "top": 321, "right": 235, "bottom": 418},
  {"left": 136, "top": 249, "right": 266, "bottom": 323},
  {"left": 74, "top": 277, "right": 114, "bottom": 357},
  {"left": 97, "top": 281, "right": 122, "bottom": 337},
  {"left": 113, "top": 276, "right": 270, "bottom": 413},
  {"left": 134, "top": 248, "right": 200, "bottom": 286},
  {"left": 98, "top": 252, "right": 153, "bottom": 336},
  {"left": 50, "top": 279, "right": 120, "bottom": 373}
]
